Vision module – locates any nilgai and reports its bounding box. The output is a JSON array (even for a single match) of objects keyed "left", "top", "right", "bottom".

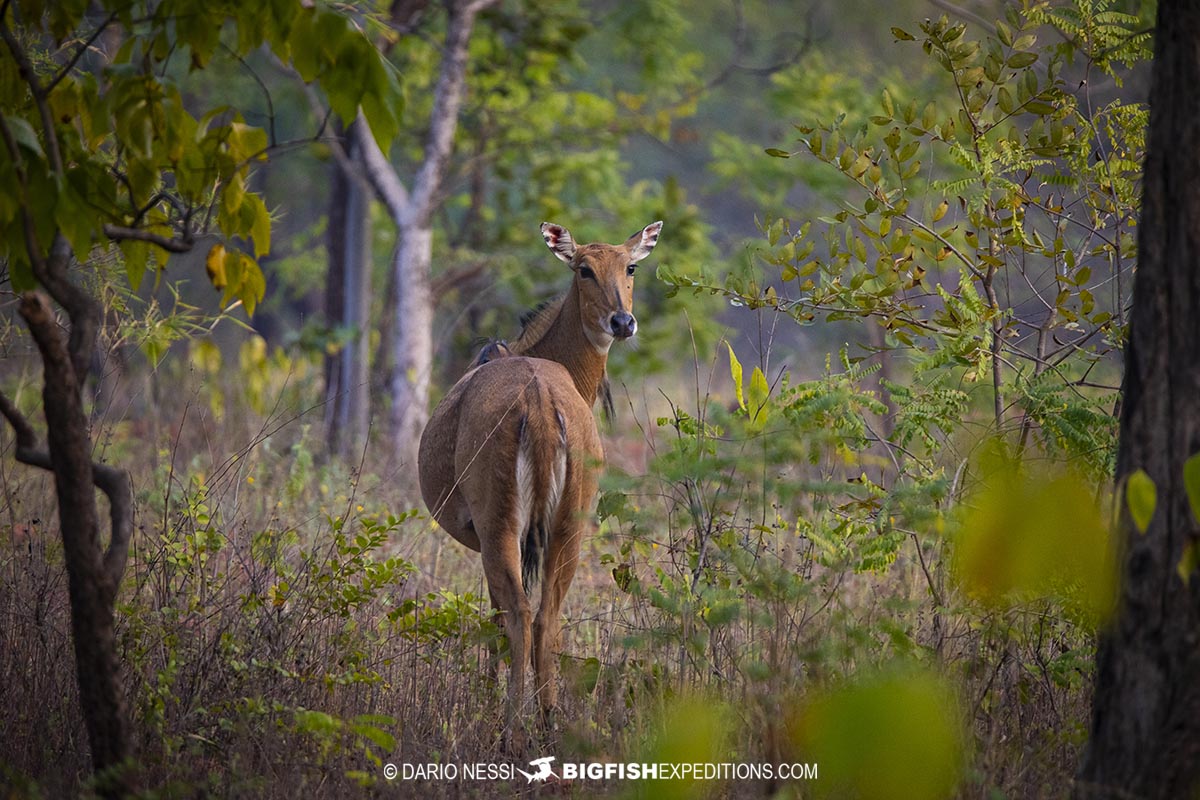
[{"left": 418, "top": 220, "right": 662, "bottom": 742}]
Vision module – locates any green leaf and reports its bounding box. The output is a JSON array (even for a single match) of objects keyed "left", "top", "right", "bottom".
[
  {"left": 1006, "top": 51, "right": 1038, "bottom": 69},
  {"left": 240, "top": 193, "right": 271, "bottom": 257},
  {"left": 239, "top": 256, "right": 267, "bottom": 316},
  {"left": 119, "top": 238, "right": 149, "bottom": 290},
  {"left": 220, "top": 247, "right": 245, "bottom": 306},
  {"left": 727, "top": 342, "right": 745, "bottom": 411},
  {"left": 227, "top": 122, "right": 268, "bottom": 164},
  {"left": 288, "top": 9, "right": 321, "bottom": 82},
  {"left": 54, "top": 181, "right": 94, "bottom": 259},
  {"left": 891, "top": 27, "right": 916, "bottom": 41},
  {"left": 1126, "top": 469, "right": 1157, "bottom": 534},
  {"left": 764, "top": 148, "right": 791, "bottom": 158},
  {"left": 361, "top": 53, "right": 402, "bottom": 152},
  {"left": 8, "top": 117, "right": 44, "bottom": 158},
  {"left": 995, "top": 21, "right": 1013, "bottom": 46},
  {"left": 1184, "top": 453, "right": 1200, "bottom": 524}
]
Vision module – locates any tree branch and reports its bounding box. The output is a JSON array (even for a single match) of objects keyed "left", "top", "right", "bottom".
[
  {"left": 223, "top": 42, "right": 277, "bottom": 147},
  {"left": 93, "top": 460, "right": 133, "bottom": 589},
  {"left": 102, "top": 223, "right": 194, "bottom": 253},
  {"left": 408, "top": 0, "right": 498, "bottom": 223},
  {"left": 353, "top": 111, "right": 412, "bottom": 224},
  {"left": 0, "top": 387, "right": 50, "bottom": 469}
]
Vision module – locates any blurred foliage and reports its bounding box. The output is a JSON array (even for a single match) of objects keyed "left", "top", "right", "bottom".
[
  {"left": 953, "top": 439, "right": 1117, "bottom": 625},
  {"left": 791, "top": 665, "right": 966, "bottom": 800}
]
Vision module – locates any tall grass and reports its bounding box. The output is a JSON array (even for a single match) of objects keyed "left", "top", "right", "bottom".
[{"left": 0, "top": 331, "right": 1096, "bottom": 798}]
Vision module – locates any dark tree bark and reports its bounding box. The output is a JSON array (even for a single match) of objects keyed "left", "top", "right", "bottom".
[
  {"left": 0, "top": 284, "right": 135, "bottom": 797},
  {"left": 1077, "top": 2, "right": 1200, "bottom": 796}
]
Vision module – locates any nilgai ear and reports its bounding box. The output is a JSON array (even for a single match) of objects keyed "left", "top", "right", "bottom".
[
  {"left": 540, "top": 222, "right": 576, "bottom": 264},
  {"left": 625, "top": 220, "right": 663, "bottom": 263}
]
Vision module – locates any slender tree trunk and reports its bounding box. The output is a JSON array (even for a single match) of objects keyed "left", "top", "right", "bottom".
[
  {"left": 324, "top": 122, "right": 372, "bottom": 459},
  {"left": 351, "top": 0, "right": 497, "bottom": 477},
  {"left": 325, "top": 136, "right": 349, "bottom": 450},
  {"left": 389, "top": 224, "right": 434, "bottom": 470},
  {"left": 1077, "top": 2, "right": 1200, "bottom": 796}
]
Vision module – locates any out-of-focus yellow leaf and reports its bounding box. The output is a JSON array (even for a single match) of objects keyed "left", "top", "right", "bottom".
[
  {"left": 954, "top": 442, "right": 1117, "bottom": 624},
  {"left": 1126, "top": 468, "right": 1156, "bottom": 534},
  {"left": 790, "top": 665, "right": 965, "bottom": 800},
  {"left": 628, "top": 696, "right": 731, "bottom": 800},
  {"left": 206, "top": 243, "right": 227, "bottom": 290}
]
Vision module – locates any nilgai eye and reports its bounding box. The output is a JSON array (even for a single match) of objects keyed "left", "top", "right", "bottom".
[
  {"left": 579, "top": 266, "right": 596, "bottom": 280},
  {"left": 626, "top": 264, "right": 637, "bottom": 276}
]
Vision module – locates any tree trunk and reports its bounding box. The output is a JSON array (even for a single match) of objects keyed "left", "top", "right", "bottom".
[
  {"left": 1077, "top": 2, "right": 1200, "bottom": 796},
  {"left": 324, "top": 122, "right": 373, "bottom": 460},
  {"left": 352, "top": 0, "right": 497, "bottom": 475},
  {"left": 5, "top": 290, "right": 134, "bottom": 797},
  {"left": 389, "top": 223, "right": 434, "bottom": 471}
]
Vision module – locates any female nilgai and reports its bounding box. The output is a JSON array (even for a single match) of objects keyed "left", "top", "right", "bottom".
[{"left": 418, "top": 221, "right": 661, "bottom": 740}]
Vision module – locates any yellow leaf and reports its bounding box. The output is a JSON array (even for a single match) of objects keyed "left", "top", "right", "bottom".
[
  {"left": 954, "top": 442, "right": 1117, "bottom": 624},
  {"left": 205, "top": 243, "right": 227, "bottom": 290},
  {"left": 726, "top": 342, "right": 745, "bottom": 411},
  {"left": 791, "top": 665, "right": 965, "bottom": 800},
  {"left": 748, "top": 366, "right": 770, "bottom": 425},
  {"left": 1126, "top": 469, "right": 1156, "bottom": 534}
]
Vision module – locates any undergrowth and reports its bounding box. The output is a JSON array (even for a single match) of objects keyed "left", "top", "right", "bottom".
[{"left": 0, "top": 320, "right": 1099, "bottom": 799}]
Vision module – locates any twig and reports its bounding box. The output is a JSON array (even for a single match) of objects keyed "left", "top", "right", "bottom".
[{"left": 44, "top": 11, "right": 119, "bottom": 95}]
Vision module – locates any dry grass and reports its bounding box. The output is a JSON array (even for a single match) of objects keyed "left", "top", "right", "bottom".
[{"left": 0, "top": 345, "right": 1095, "bottom": 799}]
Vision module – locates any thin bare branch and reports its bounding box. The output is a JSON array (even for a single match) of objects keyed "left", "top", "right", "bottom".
[
  {"left": 223, "top": 42, "right": 278, "bottom": 147},
  {"left": 44, "top": 11, "right": 119, "bottom": 96},
  {"left": 354, "top": 112, "right": 412, "bottom": 223}
]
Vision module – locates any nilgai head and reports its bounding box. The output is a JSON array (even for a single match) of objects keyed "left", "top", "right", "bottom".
[{"left": 540, "top": 220, "right": 662, "bottom": 354}]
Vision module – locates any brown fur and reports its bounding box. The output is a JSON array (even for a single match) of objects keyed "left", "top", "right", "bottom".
[{"left": 417, "top": 221, "right": 661, "bottom": 745}]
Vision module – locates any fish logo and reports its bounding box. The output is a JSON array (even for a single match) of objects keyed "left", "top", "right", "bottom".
[{"left": 515, "top": 756, "right": 557, "bottom": 783}]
